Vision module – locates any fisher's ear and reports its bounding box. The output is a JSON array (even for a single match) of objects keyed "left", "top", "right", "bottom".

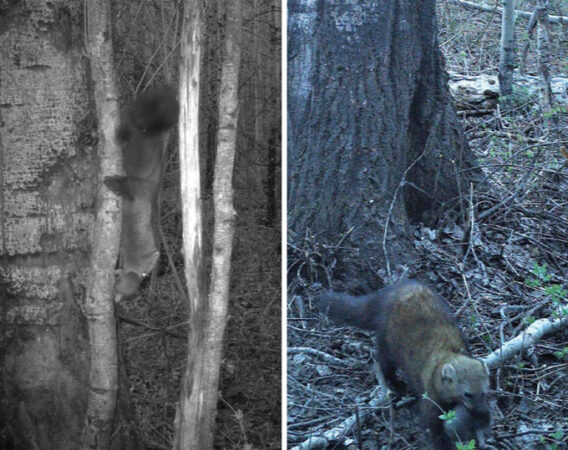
[{"left": 441, "top": 363, "right": 457, "bottom": 383}]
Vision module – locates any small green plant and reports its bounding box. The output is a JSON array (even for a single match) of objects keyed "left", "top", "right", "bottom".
[
  {"left": 545, "top": 284, "right": 567, "bottom": 307},
  {"left": 456, "top": 439, "right": 476, "bottom": 449},
  {"left": 502, "top": 86, "right": 532, "bottom": 109},
  {"left": 422, "top": 392, "right": 445, "bottom": 414},
  {"left": 439, "top": 409, "right": 477, "bottom": 449},
  {"left": 554, "top": 347, "right": 568, "bottom": 361},
  {"left": 525, "top": 263, "right": 567, "bottom": 319},
  {"left": 523, "top": 315, "right": 536, "bottom": 325},
  {"left": 526, "top": 262, "right": 552, "bottom": 287},
  {"left": 539, "top": 430, "right": 563, "bottom": 449},
  {"left": 550, "top": 431, "right": 563, "bottom": 441},
  {"left": 526, "top": 278, "right": 541, "bottom": 287},
  {"left": 439, "top": 409, "right": 457, "bottom": 421},
  {"left": 543, "top": 104, "right": 568, "bottom": 120}
]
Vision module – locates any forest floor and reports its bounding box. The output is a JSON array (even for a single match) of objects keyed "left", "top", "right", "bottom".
[{"left": 287, "top": 2, "right": 568, "bottom": 450}]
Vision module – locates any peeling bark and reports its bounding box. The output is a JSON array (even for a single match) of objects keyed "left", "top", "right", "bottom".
[
  {"left": 174, "top": 1, "right": 242, "bottom": 448},
  {"left": 173, "top": 0, "right": 205, "bottom": 447}
]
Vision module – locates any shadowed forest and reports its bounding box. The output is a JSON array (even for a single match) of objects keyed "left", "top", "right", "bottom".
[{"left": 113, "top": 2, "right": 282, "bottom": 448}]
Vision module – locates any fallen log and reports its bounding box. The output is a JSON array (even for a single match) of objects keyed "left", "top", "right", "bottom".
[{"left": 448, "top": 71, "right": 568, "bottom": 112}]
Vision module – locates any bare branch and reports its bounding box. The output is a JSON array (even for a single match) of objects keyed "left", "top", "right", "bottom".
[
  {"left": 450, "top": 0, "right": 568, "bottom": 24},
  {"left": 288, "top": 347, "right": 349, "bottom": 366},
  {"left": 483, "top": 310, "right": 568, "bottom": 368}
]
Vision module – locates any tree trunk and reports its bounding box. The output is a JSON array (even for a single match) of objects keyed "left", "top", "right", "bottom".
[
  {"left": 267, "top": 5, "right": 282, "bottom": 226},
  {"left": 174, "top": 1, "right": 241, "bottom": 448},
  {"left": 253, "top": 0, "right": 266, "bottom": 220},
  {"left": 499, "top": 0, "right": 516, "bottom": 96},
  {"left": 173, "top": 0, "right": 205, "bottom": 448},
  {"left": 536, "top": 0, "right": 553, "bottom": 113},
  {"left": 202, "top": 0, "right": 241, "bottom": 440},
  {"left": 83, "top": 1, "right": 122, "bottom": 448},
  {"left": 0, "top": 1, "right": 116, "bottom": 449},
  {"left": 519, "top": 6, "right": 538, "bottom": 75},
  {"left": 201, "top": 0, "right": 221, "bottom": 194},
  {"left": 267, "top": 124, "right": 280, "bottom": 226},
  {"left": 288, "top": 0, "right": 479, "bottom": 291}
]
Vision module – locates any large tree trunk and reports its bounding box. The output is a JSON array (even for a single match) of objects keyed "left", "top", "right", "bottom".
[
  {"left": 0, "top": 1, "right": 113, "bottom": 449},
  {"left": 288, "top": 0, "right": 479, "bottom": 291},
  {"left": 0, "top": 2, "right": 146, "bottom": 449}
]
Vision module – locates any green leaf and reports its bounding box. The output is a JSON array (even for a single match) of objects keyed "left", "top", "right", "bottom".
[
  {"left": 545, "top": 285, "right": 566, "bottom": 300},
  {"left": 456, "top": 440, "right": 477, "bottom": 450},
  {"left": 554, "top": 347, "right": 568, "bottom": 360},
  {"left": 524, "top": 315, "right": 536, "bottom": 325},
  {"left": 439, "top": 409, "right": 457, "bottom": 421},
  {"left": 525, "top": 278, "right": 541, "bottom": 288},
  {"left": 531, "top": 262, "right": 551, "bottom": 281},
  {"left": 551, "top": 430, "right": 563, "bottom": 440}
]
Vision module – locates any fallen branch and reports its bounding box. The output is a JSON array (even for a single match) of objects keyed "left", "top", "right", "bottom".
[
  {"left": 289, "top": 391, "right": 387, "bottom": 450},
  {"left": 457, "top": 108, "right": 495, "bottom": 117},
  {"left": 118, "top": 314, "right": 187, "bottom": 339},
  {"left": 451, "top": 0, "right": 568, "bottom": 24},
  {"left": 483, "top": 310, "right": 568, "bottom": 368},
  {"left": 288, "top": 347, "right": 349, "bottom": 366}
]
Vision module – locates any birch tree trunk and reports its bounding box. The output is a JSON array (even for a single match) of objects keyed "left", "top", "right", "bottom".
[
  {"left": 82, "top": 1, "right": 121, "bottom": 447},
  {"left": 499, "top": 0, "right": 516, "bottom": 96},
  {"left": 204, "top": 0, "right": 241, "bottom": 441}
]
